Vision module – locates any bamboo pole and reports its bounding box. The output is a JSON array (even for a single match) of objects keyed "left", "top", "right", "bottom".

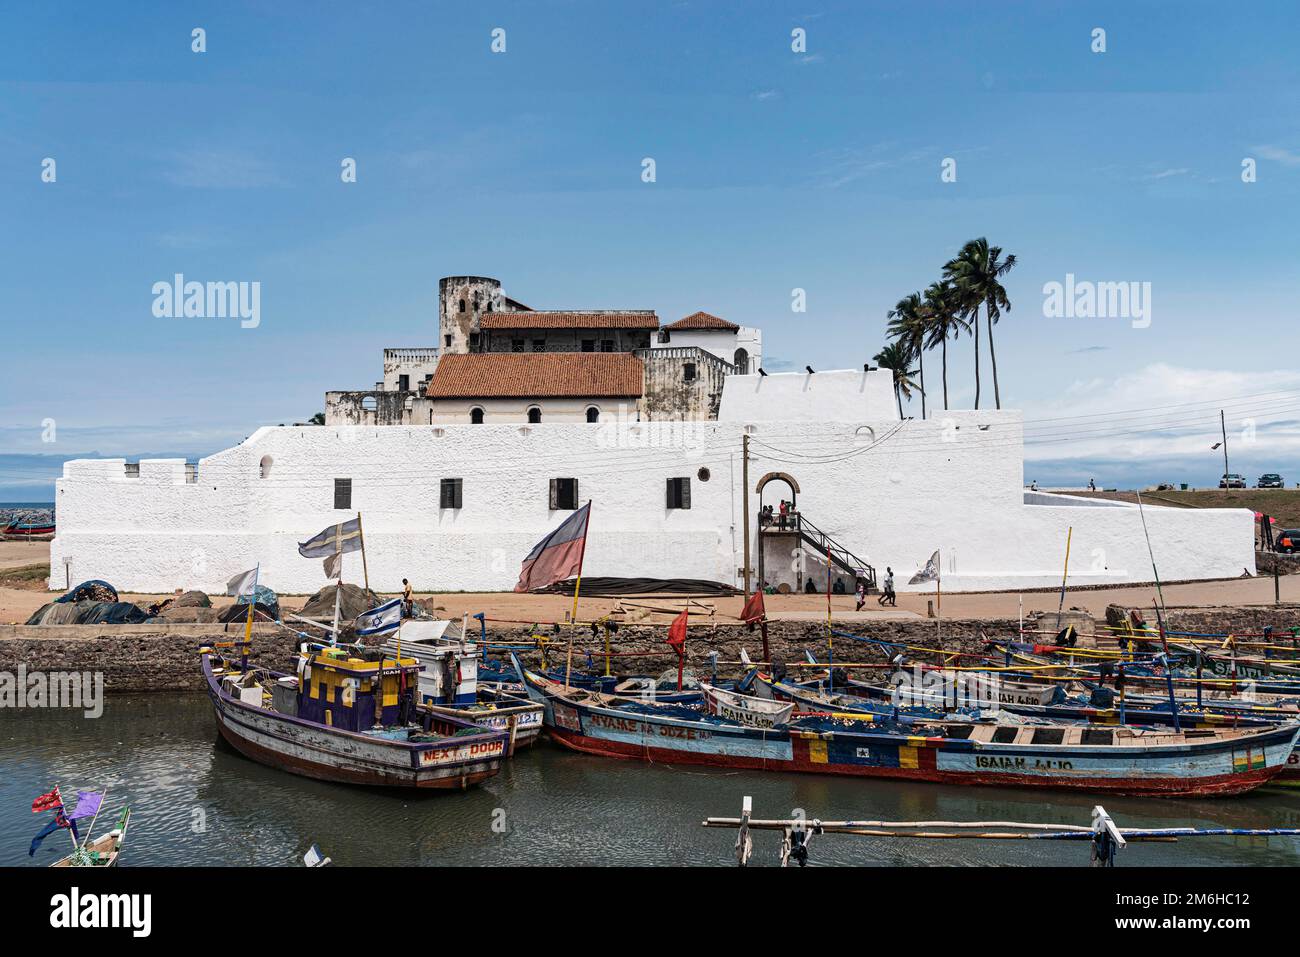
[{"left": 356, "top": 512, "right": 371, "bottom": 596}]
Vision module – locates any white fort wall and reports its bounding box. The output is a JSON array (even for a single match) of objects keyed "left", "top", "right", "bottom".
[{"left": 49, "top": 370, "right": 1256, "bottom": 594}]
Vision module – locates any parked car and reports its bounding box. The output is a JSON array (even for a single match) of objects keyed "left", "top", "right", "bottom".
[
  {"left": 1258, "top": 473, "right": 1284, "bottom": 488},
  {"left": 1278, "top": 530, "right": 1300, "bottom": 554},
  {"left": 1219, "top": 473, "right": 1246, "bottom": 489}
]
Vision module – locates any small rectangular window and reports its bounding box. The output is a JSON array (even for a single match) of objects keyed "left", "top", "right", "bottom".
[
  {"left": 440, "top": 478, "right": 463, "bottom": 509},
  {"left": 398, "top": 374, "right": 410, "bottom": 391},
  {"left": 511, "top": 338, "right": 525, "bottom": 352},
  {"left": 581, "top": 339, "right": 595, "bottom": 353},
  {"left": 532, "top": 339, "right": 545, "bottom": 352},
  {"left": 444, "top": 334, "right": 452, "bottom": 348},
  {"left": 601, "top": 339, "right": 614, "bottom": 352},
  {"left": 334, "top": 478, "right": 352, "bottom": 510},
  {"left": 666, "top": 477, "right": 691, "bottom": 509},
  {"left": 469, "top": 332, "right": 480, "bottom": 348},
  {"left": 683, "top": 362, "right": 697, "bottom": 381},
  {"left": 549, "top": 477, "right": 579, "bottom": 510}
]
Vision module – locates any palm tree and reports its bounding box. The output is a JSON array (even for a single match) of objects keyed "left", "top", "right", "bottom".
[
  {"left": 945, "top": 237, "right": 1017, "bottom": 409},
  {"left": 921, "top": 280, "right": 969, "bottom": 411},
  {"left": 886, "top": 292, "right": 928, "bottom": 419},
  {"left": 872, "top": 341, "right": 919, "bottom": 419}
]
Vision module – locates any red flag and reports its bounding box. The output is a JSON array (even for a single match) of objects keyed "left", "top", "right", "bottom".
[
  {"left": 740, "top": 590, "right": 765, "bottom": 625},
  {"left": 31, "top": 788, "right": 61, "bottom": 813},
  {"left": 666, "top": 608, "right": 688, "bottom": 649}
]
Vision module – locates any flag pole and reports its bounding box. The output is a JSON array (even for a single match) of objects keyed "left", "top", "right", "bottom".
[
  {"left": 54, "top": 784, "right": 77, "bottom": 850},
  {"left": 82, "top": 787, "right": 107, "bottom": 848},
  {"left": 356, "top": 513, "right": 371, "bottom": 597},
  {"left": 565, "top": 502, "right": 591, "bottom": 690},
  {"left": 826, "top": 544, "right": 833, "bottom": 693},
  {"left": 242, "top": 563, "right": 258, "bottom": 669},
  {"left": 1055, "top": 526, "right": 1073, "bottom": 632},
  {"left": 570, "top": 501, "right": 590, "bottom": 626},
  {"left": 331, "top": 551, "right": 342, "bottom": 646}
]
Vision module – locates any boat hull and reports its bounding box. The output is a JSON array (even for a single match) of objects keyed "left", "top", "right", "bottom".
[
  {"left": 544, "top": 723, "right": 1283, "bottom": 796},
  {"left": 521, "top": 665, "right": 1298, "bottom": 797},
  {"left": 204, "top": 655, "right": 506, "bottom": 789}
]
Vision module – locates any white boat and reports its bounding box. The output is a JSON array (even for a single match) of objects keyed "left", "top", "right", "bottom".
[
  {"left": 701, "top": 682, "right": 794, "bottom": 728},
  {"left": 383, "top": 620, "right": 544, "bottom": 749}
]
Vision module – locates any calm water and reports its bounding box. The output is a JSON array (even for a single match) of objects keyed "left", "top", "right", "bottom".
[{"left": 3, "top": 694, "right": 1298, "bottom": 867}]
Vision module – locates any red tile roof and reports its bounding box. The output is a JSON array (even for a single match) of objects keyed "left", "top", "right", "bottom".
[
  {"left": 663, "top": 311, "right": 739, "bottom": 331},
  {"left": 479, "top": 311, "right": 659, "bottom": 330},
  {"left": 426, "top": 353, "right": 645, "bottom": 399}
]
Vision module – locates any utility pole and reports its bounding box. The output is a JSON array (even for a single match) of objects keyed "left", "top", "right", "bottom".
[
  {"left": 742, "top": 433, "right": 752, "bottom": 595},
  {"left": 1220, "top": 410, "right": 1230, "bottom": 483}
]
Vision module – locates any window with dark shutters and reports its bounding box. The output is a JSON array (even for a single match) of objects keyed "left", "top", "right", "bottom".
[
  {"left": 334, "top": 478, "right": 352, "bottom": 510},
  {"left": 440, "top": 478, "right": 463, "bottom": 509},
  {"left": 550, "top": 478, "right": 579, "bottom": 510},
  {"left": 666, "top": 477, "right": 691, "bottom": 509}
]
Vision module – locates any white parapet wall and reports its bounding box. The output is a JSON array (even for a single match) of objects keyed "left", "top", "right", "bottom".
[{"left": 49, "top": 393, "right": 1257, "bottom": 595}]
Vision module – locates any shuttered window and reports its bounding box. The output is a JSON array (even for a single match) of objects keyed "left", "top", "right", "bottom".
[
  {"left": 440, "top": 478, "right": 463, "bottom": 509},
  {"left": 549, "top": 478, "right": 579, "bottom": 510},
  {"left": 666, "top": 477, "right": 691, "bottom": 509},
  {"left": 334, "top": 478, "right": 352, "bottom": 510}
]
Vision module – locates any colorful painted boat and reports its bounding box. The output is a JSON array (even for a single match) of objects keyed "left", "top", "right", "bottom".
[
  {"left": 201, "top": 647, "right": 508, "bottom": 789},
  {"left": 381, "top": 623, "right": 545, "bottom": 748},
  {"left": 514, "top": 655, "right": 1300, "bottom": 796},
  {"left": 50, "top": 807, "right": 131, "bottom": 868},
  {"left": 2, "top": 519, "right": 54, "bottom": 536}
]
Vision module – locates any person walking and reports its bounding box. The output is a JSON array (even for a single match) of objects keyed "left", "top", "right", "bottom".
[
  {"left": 854, "top": 578, "right": 866, "bottom": 612},
  {"left": 877, "top": 567, "right": 896, "bottom": 606}
]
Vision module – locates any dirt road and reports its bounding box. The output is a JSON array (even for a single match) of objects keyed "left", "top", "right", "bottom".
[{"left": 2, "top": 539, "right": 1296, "bottom": 626}]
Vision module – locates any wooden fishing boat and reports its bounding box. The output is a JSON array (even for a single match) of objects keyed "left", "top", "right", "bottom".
[
  {"left": 702, "top": 681, "right": 793, "bottom": 728},
  {"left": 50, "top": 808, "right": 131, "bottom": 867},
  {"left": 3, "top": 520, "right": 54, "bottom": 535},
  {"left": 514, "top": 655, "right": 1300, "bottom": 796},
  {"left": 202, "top": 647, "right": 509, "bottom": 789},
  {"left": 381, "top": 623, "right": 545, "bottom": 748}
]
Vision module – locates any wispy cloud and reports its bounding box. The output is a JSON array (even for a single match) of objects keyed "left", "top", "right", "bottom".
[
  {"left": 1252, "top": 144, "right": 1300, "bottom": 167},
  {"left": 752, "top": 89, "right": 779, "bottom": 101},
  {"left": 162, "top": 149, "right": 286, "bottom": 189},
  {"left": 1146, "top": 167, "right": 1189, "bottom": 180}
]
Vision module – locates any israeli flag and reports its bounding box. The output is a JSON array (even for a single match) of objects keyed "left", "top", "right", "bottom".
[{"left": 356, "top": 598, "right": 402, "bottom": 637}]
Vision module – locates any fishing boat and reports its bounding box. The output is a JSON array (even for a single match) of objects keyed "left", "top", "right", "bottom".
[
  {"left": 201, "top": 644, "right": 509, "bottom": 789},
  {"left": 2, "top": 518, "right": 54, "bottom": 536},
  {"left": 382, "top": 621, "right": 544, "bottom": 749},
  {"left": 702, "top": 681, "right": 793, "bottom": 728},
  {"left": 51, "top": 807, "right": 131, "bottom": 868},
  {"left": 514, "top": 654, "right": 1300, "bottom": 796}
]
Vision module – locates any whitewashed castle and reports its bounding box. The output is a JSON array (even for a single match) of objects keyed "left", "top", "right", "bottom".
[{"left": 50, "top": 276, "right": 1255, "bottom": 595}]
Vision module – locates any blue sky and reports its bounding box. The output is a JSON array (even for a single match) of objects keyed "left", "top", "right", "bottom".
[{"left": 2, "top": 0, "right": 1299, "bottom": 498}]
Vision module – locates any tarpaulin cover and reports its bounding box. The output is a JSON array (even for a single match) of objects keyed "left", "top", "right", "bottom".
[
  {"left": 536, "top": 577, "right": 739, "bottom": 597},
  {"left": 26, "top": 600, "right": 149, "bottom": 625},
  {"left": 217, "top": 601, "right": 279, "bottom": 624},
  {"left": 56, "top": 580, "right": 118, "bottom": 604}
]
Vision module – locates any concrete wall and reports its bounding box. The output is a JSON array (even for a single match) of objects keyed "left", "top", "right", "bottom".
[
  {"left": 51, "top": 406, "right": 1257, "bottom": 595},
  {"left": 382, "top": 348, "right": 438, "bottom": 392},
  {"left": 639, "top": 347, "right": 731, "bottom": 421},
  {"left": 655, "top": 327, "right": 762, "bottom": 372},
  {"left": 325, "top": 390, "right": 420, "bottom": 426}
]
